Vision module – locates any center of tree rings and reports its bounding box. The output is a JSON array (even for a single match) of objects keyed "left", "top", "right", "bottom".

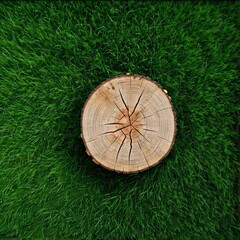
[{"left": 81, "top": 74, "right": 176, "bottom": 173}]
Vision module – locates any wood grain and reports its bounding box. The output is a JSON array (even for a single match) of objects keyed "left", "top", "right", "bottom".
[{"left": 81, "top": 74, "right": 176, "bottom": 173}]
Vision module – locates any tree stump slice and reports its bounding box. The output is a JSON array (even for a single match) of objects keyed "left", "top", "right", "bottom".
[{"left": 81, "top": 74, "right": 176, "bottom": 173}]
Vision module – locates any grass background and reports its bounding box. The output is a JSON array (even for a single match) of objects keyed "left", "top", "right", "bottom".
[{"left": 1, "top": 1, "right": 239, "bottom": 239}]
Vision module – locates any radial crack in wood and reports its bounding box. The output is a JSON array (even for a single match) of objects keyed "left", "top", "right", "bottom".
[
  {"left": 81, "top": 74, "right": 176, "bottom": 173},
  {"left": 116, "top": 130, "right": 127, "bottom": 162}
]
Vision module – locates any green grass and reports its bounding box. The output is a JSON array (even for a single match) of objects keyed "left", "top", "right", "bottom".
[{"left": 1, "top": 1, "right": 239, "bottom": 239}]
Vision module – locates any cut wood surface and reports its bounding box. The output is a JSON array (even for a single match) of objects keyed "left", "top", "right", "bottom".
[{"left": 81, "top": 74, "right": 176, "bottom": 173}]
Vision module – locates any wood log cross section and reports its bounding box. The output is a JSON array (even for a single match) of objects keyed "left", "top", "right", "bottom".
[{"left": 81, "top": 74, "right": 176, "bottom": 173}]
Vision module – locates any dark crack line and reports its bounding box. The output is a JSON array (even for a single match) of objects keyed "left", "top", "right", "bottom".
[
  {"left": 131, "top": 111, "right": 143, "bottom": 124},
  {"left": 130, "top": 101, "right": 152, "bottom": 125},
  {"left": 102, "top": 122, "right": 125, "bottom": 126},
  {"left": 129, "top": 84, "right": 148, "bottom": 118},
  {"left": 156, "top": 107, "right": 172, "bottom": 113},
  {"left": 130, "top": 87, "right": 163, "bottom": 123},
  {"left": 100, "top": 89, "right": 125, "bottom": 118},
  {"left": 129, "top": 89, "right": 144, "bottom": 117},
  {"left": 101, "top": 125, "right": 130, "bottom": 135},
  {"left": 134, "top": 124, "right": 145, "bottom": 127},
  {"left": 128, "top": 130, "right": 133, "bottom": 163},
  {"left": 113, "top": 116, "right": 124, "bottom": 121},
  {"left": 142, "top": 114, "right": 154, "bottom": 120},
  {"left": 116, "top": 131, "right": 127, "bottom": 162},
  {"left": 143, "top": 107, "right": 172, "bottom": 120},
  {"left": 119, "top": 89, "right": 131, "bottom": 124},
  {"left": 153, "top": 136, "right": 169, "bottom": 153},
  {"left": 101, "top": 134, "right": 121, "bottom": 157},
  {"left": 100, "top": 89, "right": 116, "bottom": 107},
  {"left": 143, "top": 128, "right": 157, "bottom": 132},
  {"left": 139, "top": 75, "right": 144, "bottom": 86},
  {"left": 113, "top": 101, "right": 125, "bottom": 117},
  {"left": 119, "top": 89, "right": 129, "bottom": 111},
  {"left": 113, "top": 115, "right": 125, "bottom": 121},
  {"left": 87, "top": 132, "right": 120, "bottom": 143},
  {"left": 119, "top": 115, "right": 125, "bottom": 120},
  {"left": 157, "top": 136, "right": 171, "bottom": 143},
  {"left": 86, "top": 137, "right": 99, "bottom": 143},
  {"left": 132, "top": 125, "right": 150, "bottom": 143},
  {"left": 142, "top": 129, "right": 171, "bottom": 142}
]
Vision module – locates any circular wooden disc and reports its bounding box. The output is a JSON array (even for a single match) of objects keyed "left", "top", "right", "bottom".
[{"left": 81, "top": 74, "right": 176, "bottom": 173}]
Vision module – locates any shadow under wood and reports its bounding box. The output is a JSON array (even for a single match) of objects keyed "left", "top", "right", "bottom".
[{"left": 56, "top": 75, "right": 171, "bottom": 195}]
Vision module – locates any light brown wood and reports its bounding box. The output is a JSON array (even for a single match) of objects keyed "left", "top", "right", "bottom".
[{"left": 81, "top": 74, "right": 176, "bottom": 173}]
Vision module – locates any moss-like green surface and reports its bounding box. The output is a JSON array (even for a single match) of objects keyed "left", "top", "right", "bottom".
[{"left": 1, "top": 1, "right": 239, "bottom": 239}]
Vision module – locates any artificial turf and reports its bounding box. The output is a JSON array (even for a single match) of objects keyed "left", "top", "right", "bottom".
[{"left": 1, "top": 1, "right": 239, "bottom": 239}]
